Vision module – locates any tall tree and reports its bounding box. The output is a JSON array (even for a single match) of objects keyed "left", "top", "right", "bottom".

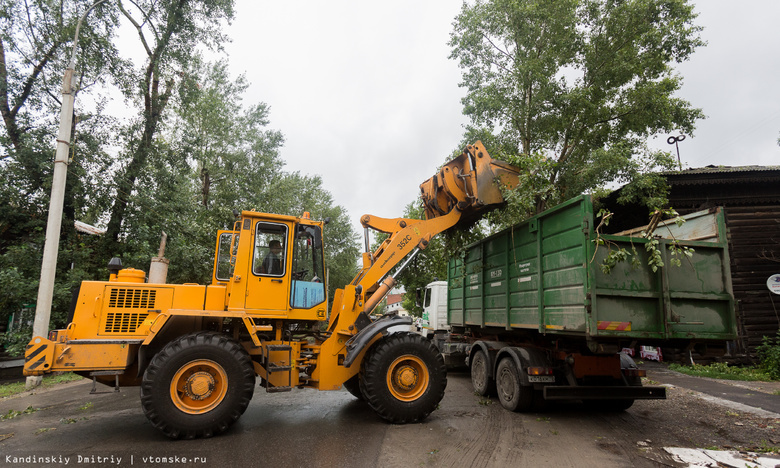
[
  {"left": 450, "top": 0, "right": 704, "bottom": 222},
  {"left": 0, "top": 0, "right": 123, "bottom": 240},
  {"left": 116, "top": 55, "right": 286, "bottom": 284},
  {"left": 0, "top": 0, "right": 125, "bottom": 331},
  {"left": 0, "top": 0, "right": 121, "bottom": 157},
  {"left": 103, "top": 0, "right": 234, "bottom": 249},
  {"left": 173, "top": 56, "right": 284, "bottom": 212}
]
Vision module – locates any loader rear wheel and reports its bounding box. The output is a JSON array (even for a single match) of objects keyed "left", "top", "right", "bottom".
[
  {"left": 470, "top": 349, "right": 494, "bottom": 396},
  {"left": 361, "top": 332, "right": 446, "bottom": 424},
  {"left": 141, "top": 332, "right": 255, "bottom": 439},
  {"left": 496, "top": 357, "right": 533, "bottom": 412}
]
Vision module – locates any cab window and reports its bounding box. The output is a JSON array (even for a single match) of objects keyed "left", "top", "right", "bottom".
[
  {"left": 253, "top": 222, "right": 288, "bottom": 277},
  {"left": 215, "top": 232, "right": 238, "bottom": 282},
  {"left": 290, "top": 224, "right": 326, "bottom": 308}
]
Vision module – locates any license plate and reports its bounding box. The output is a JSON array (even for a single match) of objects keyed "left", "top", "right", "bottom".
[{"left": 528, "top": 375, "right": 555, "bottom": 383}]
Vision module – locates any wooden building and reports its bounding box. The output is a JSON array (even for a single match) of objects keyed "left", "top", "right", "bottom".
[
  {"left": 663, "top": 165, "right": 780, "bottom": 355},
  {"left": 605, "top": 165, "right": 780, "bottom": 356}
]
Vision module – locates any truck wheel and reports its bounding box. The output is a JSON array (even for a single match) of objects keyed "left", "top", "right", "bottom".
[
  {"left": 592, "top": 375, "right": 641, "bottom": 412},
  {"left": 343, "top": 375, "right": 365, "bottom": 400},
  {"left": 361, "top": 332, "right": 446, "bottom": 423},
  {"left": 141, "top": 332, "right": 256, "bottom": 439},
  {"left": 496, "top": 358, "right": 533, "bottom": 412},
  {"left": 471, "top": 349, "right": 495, "bottom": 396}
]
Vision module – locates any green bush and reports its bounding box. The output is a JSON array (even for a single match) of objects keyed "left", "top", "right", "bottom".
[
  {"left": 756, "top": 332, "right": 780, "bottom": 380},
  {"left": 668, "top": 361, "right": 773, "bottom": 381},
  {"left": 0, "top": 326, "right": 32, "bottom": 357}
]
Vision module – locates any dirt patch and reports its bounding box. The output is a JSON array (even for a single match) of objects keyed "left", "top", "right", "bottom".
[
  {"left": 377, "top": 373, "right": 780, "bottom": 467},
  {"left": 627, "top": 385, "right": 779, "bottom": 464}
]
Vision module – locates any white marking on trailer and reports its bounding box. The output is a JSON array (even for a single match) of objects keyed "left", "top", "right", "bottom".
[
  {"left": 470, "top": 286, "right": 479, "bottom": 290},
  {"left": 518, "top": 276, "right": 532, "bottom": 283},
  {"left": 491, "top": 282, "right": 502, "bottom": 287}
]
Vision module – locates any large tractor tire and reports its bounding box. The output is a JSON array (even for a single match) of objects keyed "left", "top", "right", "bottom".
[
  {"left": 141, "top": 332, "right": 256, "bottom": 439},
  {"left": 360, "top": 332, "right": 446, "bottom": 424}
]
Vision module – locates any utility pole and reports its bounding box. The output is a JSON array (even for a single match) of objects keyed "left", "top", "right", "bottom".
[{"left": 27, "top": 0, "right": 110, "bottom": 389}]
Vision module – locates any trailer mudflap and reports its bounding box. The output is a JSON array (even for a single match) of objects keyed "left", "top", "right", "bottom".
[{"left": 543, "top": 385, "right": 666, "bottom": 401}]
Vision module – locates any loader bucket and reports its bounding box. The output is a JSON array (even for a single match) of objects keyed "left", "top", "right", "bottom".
[{"left": 419, "top": 141, "right": 520, "bottom": 224}]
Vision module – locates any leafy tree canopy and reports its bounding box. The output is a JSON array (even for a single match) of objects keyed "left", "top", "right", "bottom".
[
  {"left": 450, "top": 0, "right": 705, "bottom": 226},
  {"left": 0, "top": 2, "right": 360, "bottom": 349}
]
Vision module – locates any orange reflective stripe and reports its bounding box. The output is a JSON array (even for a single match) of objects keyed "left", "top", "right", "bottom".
[{"left": 597, "top": 321, "right": 632, "bottom": 331}]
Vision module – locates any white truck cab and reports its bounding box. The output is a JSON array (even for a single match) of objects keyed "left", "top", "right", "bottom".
[{"left": 421, "top": 281, "right": 448, "bottom": 339}]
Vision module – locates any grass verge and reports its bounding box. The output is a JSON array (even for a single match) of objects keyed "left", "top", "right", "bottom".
[
  {"left": 0, "top": 373, "right": 84, "bottom": 398},
  {"left": 668, "top": 362, "right": 776, "bottom": 381}
]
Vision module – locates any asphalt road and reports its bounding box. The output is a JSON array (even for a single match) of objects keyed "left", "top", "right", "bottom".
[{"left": 1, "top": 370, "right": 779, "bottom": 468}]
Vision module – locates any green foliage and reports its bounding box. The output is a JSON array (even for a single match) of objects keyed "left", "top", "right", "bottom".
[
  {"left": 0, "top": 2, "right": 359, "bottom": 336},
  {"left": 1, "top": 405, "right": 38, "bottom": 420},
  {"left": 756, "top": 333, "right": 780, "bottom": 380},
  {"left": 669, "top": 362, "right": 775, "bottom": 382},
  {"left": 594, "top": 207, "right": 694, "bottom": 274},
  {"left": 0, "top": 373, "right": 83, "bottom": 398},
  {"left": 102, "top": 0, "right": 236, "bottom": 248},
  {"left": 0, "top": 325, "right": 32, "bottom": 357},
  {"left": 450, "top": 0, "right": 703, "bottom": 214}
]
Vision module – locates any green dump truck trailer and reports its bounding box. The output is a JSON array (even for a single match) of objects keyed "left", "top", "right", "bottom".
[{"left": 423, "top": 195, "right": 736, "bottom": 412}]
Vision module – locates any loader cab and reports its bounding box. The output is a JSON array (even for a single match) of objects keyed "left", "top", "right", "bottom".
[{"left": 214, "top": 212, "right": 327, "bottom": 320}]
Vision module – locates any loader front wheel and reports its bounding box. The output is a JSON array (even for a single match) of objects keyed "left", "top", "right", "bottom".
[
  {"left": 343, "top": 374, "right": 365, "bottom": 400},
  {"left": 141, "top": 332, "right": 255, "bottom": 439},
  {"left": 361, "top": 332, "right": 446, "bottom": 424}
]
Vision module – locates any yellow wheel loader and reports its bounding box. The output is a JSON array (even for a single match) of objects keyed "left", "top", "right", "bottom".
[{"left": 24, "top": 142, "right": 519, "bottom": 439}]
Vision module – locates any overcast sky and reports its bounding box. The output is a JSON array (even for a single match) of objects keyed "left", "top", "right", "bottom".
[{"left": 217, "top": 1, "right": 780, "bottom": 233}]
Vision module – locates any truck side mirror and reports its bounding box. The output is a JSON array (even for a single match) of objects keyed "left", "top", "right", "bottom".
[{"left": 415, "top": 288, "right": 422, "bottom": 307}]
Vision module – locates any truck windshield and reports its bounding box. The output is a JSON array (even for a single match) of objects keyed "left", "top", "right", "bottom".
[{"left": 290, "top": 224, "right": 325, "bottom": 309}]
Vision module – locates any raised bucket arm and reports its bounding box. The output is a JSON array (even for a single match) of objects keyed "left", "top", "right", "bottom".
[{"left": 321, "top": 142, "right": 521, "bottom": 374}]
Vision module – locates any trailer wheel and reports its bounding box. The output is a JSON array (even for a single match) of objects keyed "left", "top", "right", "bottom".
[
  {"left": 361, "top": 332, "right": 446, "bottom": 423},
  {"left": 343, "top": 375, "right": 365, "bottom": 400},
  {"left": 141, "top": 332, "right": 255, "bottom": 439},
  {"left": 496, "top": 358, "right": 533, "bottom": 412},
  {"left": 470, "top": 349, "right": 494, "bottom": 396}
]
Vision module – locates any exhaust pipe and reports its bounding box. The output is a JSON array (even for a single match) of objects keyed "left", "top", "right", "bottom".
[{"left": 148, "top": 231, "right": 169, "bottom": 284}]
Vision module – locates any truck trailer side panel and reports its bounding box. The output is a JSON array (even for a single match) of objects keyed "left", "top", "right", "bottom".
[{"left": 447, "top": 195, "right": 736, "bottom": 345}]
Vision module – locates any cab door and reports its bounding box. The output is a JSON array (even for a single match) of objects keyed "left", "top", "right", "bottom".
[{"left": 245, "top": 221, "right": 290, "bottom": 313}]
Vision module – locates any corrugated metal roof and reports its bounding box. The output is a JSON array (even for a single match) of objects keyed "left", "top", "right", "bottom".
[{"left": 665, "top": 165, "right": 780, "bottom": 176}]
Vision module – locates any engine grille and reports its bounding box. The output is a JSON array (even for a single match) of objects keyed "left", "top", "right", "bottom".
[
  {"left": 104, "top": 288, "right": 156, "bottom": 334},
  {"left": 104, "top": 311, "right": 149, "bottom": 334},
  {"left": 108, "top": 288, "right": 156, "bottom": 309}
]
